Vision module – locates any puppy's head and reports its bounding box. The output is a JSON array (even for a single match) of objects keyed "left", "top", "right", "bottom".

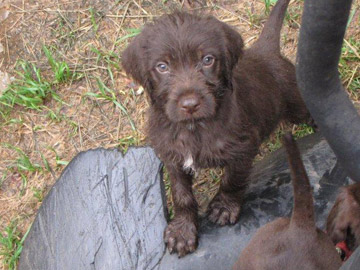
[{"left": 122, "top": 12, "right": 243, "bottom": 123}]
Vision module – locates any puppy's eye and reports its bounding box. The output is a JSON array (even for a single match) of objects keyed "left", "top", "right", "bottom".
[
  {"left": 202, "top": 55, "right": 215, "bottom": 67},
  {"left": 156, "top": 62, "right": 169, "bottom": 73}
]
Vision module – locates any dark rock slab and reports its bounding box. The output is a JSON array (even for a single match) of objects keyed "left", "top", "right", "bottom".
[
  {"left": 158, "top": 133, "right": 354, "bottom": 270},
  {"left": 19, "top": 147, "right": 167, "bottom": 270},
  {"left": 19, "top": 133, "right": 356, "bottom": 270}
]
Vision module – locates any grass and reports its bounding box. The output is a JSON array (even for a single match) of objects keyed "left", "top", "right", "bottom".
[
  {"left": 89, "top": 7, "right": 100, "bottom": 33},
  {"left": 43, "top": 46, "right": 74, "bottom": 84},
  {"left": 115, "top": 28, "right": 142, "bottom": 45},
  {"left": 0, "top": 221, "right": 30, "bottom": 270},
  {"left": 2, "top": 144, "right": 42, "bottom": 174},
  {"left": 246, "top": 7, "right": 263, "bottom": 27},
  {"left": 84, "top": 78, "right": 136, "bottom": 131},
  {"left": 264, "top": 123, "right": 315, "bottom": 153},
  {"left": 209, "top": 169, "right": 222, "bottom": 183},
  {"left": 0, "top": 61, "right": 54, "bottom": 114},
  {"left": 91, "top": 47, "right": 121, "bottom": 86},
  {"left": 293, "top": 124, "right": 315, "bottom": 139},
  {"left": 117, "top": 134, "right": 141, "bottom": 153},
  {"left": 50, "top": 15, "right": 77, "bottom": 50},
  {"left": 48, "top": 147, "right": 69, "bottom": 167},
  {"left": 264, "top": 0, "right": 278, "bottom": 15},
  {"left": 339, "top": 37, "right": 360, "bottom": 100},
  {"left": 0, "top": 46, "right": 81, "bottom": 120},
  {"left": 32, "top": 187, "right": 44, "bottom": 203},
  {"left": 0, "top": 171, "right": 8, "bottom": 189},
  {"left": 162, "top": 168, "right": 174, "bottom": 220},
  {"left": 266, "top": 128, "right": 285, "bottom": 153},
  {"left": 1, "top": 143, "right": 42, "bottom": 195}
]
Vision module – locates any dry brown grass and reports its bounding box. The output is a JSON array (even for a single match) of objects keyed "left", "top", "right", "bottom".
[{"left": 0, "top": 0, "right": 359, "bottom": 268}]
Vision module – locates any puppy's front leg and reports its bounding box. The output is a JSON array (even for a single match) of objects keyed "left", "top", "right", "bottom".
[
  {"left": 208, "top": 157, "right": 253, "bottom": 225},
  {"left": 164, "top": 163, "right": 198, "bottom": 257}
]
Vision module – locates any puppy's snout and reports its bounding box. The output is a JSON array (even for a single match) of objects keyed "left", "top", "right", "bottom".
[{"left": 179, "top": 94, "right": 200, "bottom": 114}]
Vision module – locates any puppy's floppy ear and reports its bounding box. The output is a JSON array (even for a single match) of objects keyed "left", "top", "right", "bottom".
[
  {"left": 221, "top": 22, "right": 244, "bottom": 72},
  {"left": 121, "top": 31, "right": 153, "bottom": 92}
]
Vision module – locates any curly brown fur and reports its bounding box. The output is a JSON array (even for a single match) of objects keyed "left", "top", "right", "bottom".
[
  {"left": 233, "top": 134, "right": 342, "bottom": 270},
  {"left": 122, "top": 0, "right": 310, "bottom": 257}
]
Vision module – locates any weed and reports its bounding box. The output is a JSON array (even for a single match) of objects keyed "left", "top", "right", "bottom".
[
  {"left": 65, "top": 119, "right": 79, "bottom": 137},
  {"left": 162, "top": 167, "right": 174, "bottom": 220},
  {"left": 347, "top": 7, "right": 357, "bottom": 28},
  {"left": 0, "top": 61, "right": 54, "bottom": 113},
  {"left": 84, "top": 78, "right": 136, "bottom": 131},
  {"left": 91, "top": 47, "right": 121, "bottom": 85},
  {"left": 2, "top": 143, "right": 42, "bottom": 195},
  {"left": 118, "top": 134, "right": 140, "bottom": 153},
  {"left": 293, "top": 124, "right": 315, "bottom": 139},
  {"left": 2, "top": 143, "right": 42, "bottom": 174},
  {"left": 246, "top": 8, "right": 262, "bottom": 27},
  {"left": 265, "top": 123, "right": 314, "bottom": 153},
  {"left": 40, "top": 153, "right": 51, "bottom": 173},
  {"left": 264, "top": 0, "right": 278, "bottom": 15},
  {"left": 266, "top": 128, "right": 285, "bottom": 152},
  {"left": 115, "top": 28, "right": 142, "bottom": 45},
  {"left": 48, "top": 147, "right": 69, "bottom": 167},
  {"left": 51, "top": 15, "right": 77, "bottom": 49},
  {"left": 45, "top": 107, "right": 64, "bottom": 122},
  {"left": 43, "top": 46, "right": 74, "bottom": 84},
  {"left": 0, "top": 47, "right": 81, "bottom": 120},
  {"left": 285, "top": 5, "right": 301, "bottom": 26},
  {"left": 0, "top": 170, "right": 8, "bottom": 188},
  {"left": 209, "top": 169, "right": 221, "bottom": 183},
  {"left": 32, "top": 187, "right": 44, "bottom": 202},
  {"left": 0, "top": 116, "right": 24, "bottom": 128},
  {"left": 339, "top": 38, "right": 360, "bottom": 100},
  {"left": 0, "top": 221, "right": 30, "bottom": 270},
  {"left": 89, "top": 7, "right": 100, "bottom": 33}
]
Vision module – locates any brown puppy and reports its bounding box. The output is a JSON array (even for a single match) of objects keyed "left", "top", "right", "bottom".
[
  {"left": 233, "top": 133, "right": 342, "bottom": 270},
  {"left": 327, "top": 182, "right": 360, "bottom": 254},
  {"left": 122, "top": 0, "right": 310, "bottom": 257}
]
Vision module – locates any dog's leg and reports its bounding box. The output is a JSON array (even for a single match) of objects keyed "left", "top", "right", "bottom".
[
  {"left": 164, "top": 163, "right": 198, "bottom": 257},
  {"left": 327, "top": 183, "right": 360, "bottom": 251},
  {"left": 208, "top": 157, "right": 253, "bottom": 225}
]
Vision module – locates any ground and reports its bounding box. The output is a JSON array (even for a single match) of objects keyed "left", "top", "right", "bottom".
[{"left": 0, "top": 0, "right": 359, "bottom": 269}]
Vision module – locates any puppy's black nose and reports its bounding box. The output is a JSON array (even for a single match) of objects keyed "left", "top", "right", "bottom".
[{"left": 179, "top": 94, "right": 200, "bottom": 114}]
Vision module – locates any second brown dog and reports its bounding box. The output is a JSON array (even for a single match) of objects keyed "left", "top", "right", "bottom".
[{"left": 233, "top": 134, "right": 342, "bottom": 270}]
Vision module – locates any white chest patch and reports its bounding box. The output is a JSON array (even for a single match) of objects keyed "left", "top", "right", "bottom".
[
  {"left": 183, "top": 154, "right": 194, "bottom": 169},
  {"left": 183, "top": 154, "right": 197, "bottom": 174}
]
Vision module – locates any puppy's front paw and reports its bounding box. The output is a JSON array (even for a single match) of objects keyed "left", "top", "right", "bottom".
[
  {"left": 327, "top": 183, "right": 360, "bottom": 250},
  {"left": 164, "top": 218, "right": 198, "bottom": 257},
  {"left": 207, "top": 193, "right": 241, "bottom": 226}
]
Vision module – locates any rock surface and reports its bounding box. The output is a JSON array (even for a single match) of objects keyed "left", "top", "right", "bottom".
[
  {"left": 19, "top": 133, "right": 357, "bottom": 270},
  {"left": 19, "top": 147, "right": 167, "bottom": 270}
]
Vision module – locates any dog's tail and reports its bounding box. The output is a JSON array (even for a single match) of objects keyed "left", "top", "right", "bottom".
[
  {"left": 282, "top": 133, "right": 316, "bottom": 229},
  {"left": 252, "top": 0, "right": 290, "bottom": 53}
]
